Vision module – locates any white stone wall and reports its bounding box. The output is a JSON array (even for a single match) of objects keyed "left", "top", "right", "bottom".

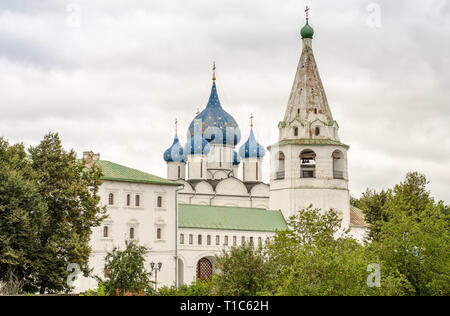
[
  {"left": 177, "top": 178, "right": 270, "bottom": 209},
  {"left": 242, "top": 158, "right": 263, "bottom": 182},
  {"left": 78, "top": 180, "right": 179, "bottom": 292},
  {"left": 187, "top": 155, "right": 207, "bottom": 180},
  {"left": 269, "top": 144, "right": 350, "bottom": 228},
  {"left": 178, "top": 228, "right": 274, "bottom": 285},
  {"left": 167, "top": 162, "right": 186, "bottom": 180}
]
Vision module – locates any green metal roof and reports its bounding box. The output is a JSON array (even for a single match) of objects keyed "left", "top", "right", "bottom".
[
  {"left": 268, "top": 138, "right": 349, "bottom": 150},
  {"left": 178, "top": 204, "right": 288, "bottom": 232},
  {"left": 95, "top": 160, "right": 180, "bottom": 186}
]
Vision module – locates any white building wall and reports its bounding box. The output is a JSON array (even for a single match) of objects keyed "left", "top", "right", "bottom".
[
  {"left": 78, "top": 180, "right": 179, "bottom": 292},
  {"left": 178, "top": 228, "right": 274, "bottom": 285},
  {"left": 270, "top": 144, "right": 350, "bottom": 229}
]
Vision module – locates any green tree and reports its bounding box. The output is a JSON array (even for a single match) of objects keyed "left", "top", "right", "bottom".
[
  {"left": 0, "top": 133, "right": 106, "bottom": 293},
  {"left": 353, "top": 189, "right": 392, "bottom": 241},
  {"left": 0, "top": 138, "right": 47, "bottom": 293},
  {"left": 373, "top": 197, "right": 449, "bottom": 295},
  {"left": 158, "top": 279, "right": 213, "bottom": 296},
  {"left": 27, "top": 133, "right": 106, "bottom": 293},
  {"left": 266, "top": 206, "right": 411, "bottom": 296},
  {"left": 213, "top": 243, "right": 272, "bottom": 296},
  {"left": 102, "top": 241, "right": 153, "bottom": 296}
]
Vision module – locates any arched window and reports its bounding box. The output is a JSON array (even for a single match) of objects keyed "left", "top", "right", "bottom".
[
  {"left": 157, "top": 228, "right": 161, "bottom": 240},
  {"left": 332, "top": 150, "right": 345, "bottom": 179},
  {"left": 189, "top": 234, "right": 193, "bottom": 245},
  {"left": 276, "top": 152, "right": 285, "bottom": 180},
  {"left": 207, "top": 235, "right": 211, "bottom": 245},
  {"left": 198, "top": 235, "right": 202, "bottom": 245},
  {"left": 249, "top": 237, "right": 254, "bottom": 245},
  {"left": 300, "top": 149, "right": 316, "bottom": 178},
  {"left": 241, "top": 236, "right": 246, "bottom": 245},
  {"left": 224, "top": 236, "right": 229, "bottom": 246},
  {"left": 196, "top": 257, "right": 213, "bottom": 280},
  {"left": 315, "top": 126, "right": 320, "bottom": 136},
  {"left": 233, "top": 236, "right": 237, "bottom": 246},
  {"left": 157, "top": 196, "right": 162, "bottom": 208},
  {"left": 103, "top": 226, "right": 109, "bottom": 238},
  {"left": 135, "top": 195, "right": 140, "bottom": 207},
  {"left": 180, "top": 234, "right": 184, "bottom": 244},
  {"left": 258, "top": 237, "right": 262, "bottom": 248},
  {"left": 215, "top": 235, "right": 220, "bottom": 245},
  {"left": 126, "top": 194, "right": 131, "bottom": 206},
  {"left": 108, "top": 193, "right": 114, "bottom": 205},
  {"left": 294, "top": 127, "right": 299, "bottom": 137},
  {"left": 129, "top": 227, "right": 135, "bottom": 239}
]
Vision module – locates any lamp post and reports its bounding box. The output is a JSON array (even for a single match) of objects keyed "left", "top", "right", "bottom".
[{"left": 150, "top": 262, "right": 162, "bottom": 291}]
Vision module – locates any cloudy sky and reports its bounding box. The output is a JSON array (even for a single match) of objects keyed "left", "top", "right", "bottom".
[{"left": 0, "top": 0, "right": 449, "bottom": 202}]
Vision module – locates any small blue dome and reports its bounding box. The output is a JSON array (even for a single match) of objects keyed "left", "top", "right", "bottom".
[
  {"left": 239, "top": 129, "right": 265, "bottom": 159},
  {"left": 233, "top": 151, "right": 241, "bottom": 165},
  {"left": 185, "top": 119, "right": 210, "bottom": 156},
  {"left": 187, "top": 81, "right": 241, "bottom": 146},
  {"left": 163, "top": 134, "right": 186, "bottom": 163}
]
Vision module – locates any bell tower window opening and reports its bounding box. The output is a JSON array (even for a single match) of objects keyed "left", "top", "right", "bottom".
[
  {"left": 275, "top": 152, "right": 285, "bottom": 180},
  {"left": 300, "top": 149, "right": 316, "bottom": 178},
  {"left": 294, "top": 127, "right": 299, "bottom": 137}
]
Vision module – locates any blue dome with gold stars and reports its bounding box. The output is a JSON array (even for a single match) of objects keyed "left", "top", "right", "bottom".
[
  {"left": 185, "top": 116, "right": 211, "bottom": 156},
  {"left": 187, "top": 81, "right": 241, "bottom": 146},
  {"left": 233, "top": 150, "right": 241, "bottom": 165},
  {"left": 164, "top": 134, "right": 186, "bottom": 163},
  {"left": 239, "top": 128, "right": 265, "bottom": 159}
]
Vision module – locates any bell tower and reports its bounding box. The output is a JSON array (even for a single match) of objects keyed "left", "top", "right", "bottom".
[{"left": 269, "top": 8, "right": 350, "bottom": 228}]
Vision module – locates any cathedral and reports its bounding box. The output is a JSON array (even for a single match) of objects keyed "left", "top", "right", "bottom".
[{"left": 78, "top": 11, "right": 367, "bottom": 292}]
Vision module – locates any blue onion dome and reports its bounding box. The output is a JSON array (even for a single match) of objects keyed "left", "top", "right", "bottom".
[
  {"left": 187, "top": 81, "right": 241, "bottom": 146},
  {"left": 239, "top": 128, "right": 265, "bottom": 159},
  {"left": 163, "top": 134, "right": 186, "bottom": 163},
  {"left": 233, "top": 150, "right": 241, "bottom": 165},
  {"left": 185, "top": 118, "right": 211, "bottom": 156}
]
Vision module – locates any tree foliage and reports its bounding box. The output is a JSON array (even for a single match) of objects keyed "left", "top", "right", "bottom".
[
  {"left": 0, "top": 133, "right": 106, "bottom": 293},
  {"left": 102, "top": 241, "right": 153, "bottom": 296},
  {"left": 213, "top": 243, "right": 272, "bottom": 296},
  {"left": 265, "top": 206, "right": 411, "bottom": 296}
]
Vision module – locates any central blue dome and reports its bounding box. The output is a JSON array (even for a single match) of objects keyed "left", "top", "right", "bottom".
[{"left": 187, "top": 81, "right": 241, "bottom": 146}]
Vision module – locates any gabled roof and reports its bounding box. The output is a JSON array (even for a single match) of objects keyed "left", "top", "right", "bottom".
[
  {"left": 350, "top": 205, "right": 368, "bottom": 228},
  {"left": 178, "top": 204, "right": 287, "bottom": 232},
  {"left": 95, "top": 160, "right": 180, "bottom": 186}
]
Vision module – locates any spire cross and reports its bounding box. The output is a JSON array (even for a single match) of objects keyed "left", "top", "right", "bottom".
[
  {"left": 175, "top": 118, "right": 178, "bottom": 134},
  {"left": 250, "top": 113, "right": 254, "bottom": 128},
  {"left": 212, "top": 62, "right": 216, "bottom": 81},
  {"left": 305, "top": 6, "right": 310, "bottom": 22}
]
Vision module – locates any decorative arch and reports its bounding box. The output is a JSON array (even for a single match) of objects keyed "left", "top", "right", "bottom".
[
  {"left": 300, "top": 149, "right": 316, "bottom": 178},
  {"left": 332, "top": 150, "right": 345, "bottom": 179},
  {"left": 215, "top": 177, "right": 248, "bottom": 196},
  {"left": 194, "top": 181, "right": 215, "bottom": 194}
]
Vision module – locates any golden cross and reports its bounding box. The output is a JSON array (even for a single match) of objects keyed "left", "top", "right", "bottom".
[
  {"left": 212, "top": 61, "right": 216, "bottom": 81},
  {"left": 305, "top": 6, "right": 310, "bottom": 22},
  {"left": 175, "top": 118, "right": 178, "bottom": 134},
  {"left": 250, "top": 113, "right": 254, "bottom": 128}
]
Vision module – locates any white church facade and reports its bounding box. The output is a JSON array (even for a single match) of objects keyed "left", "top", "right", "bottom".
[{"left": 78, "top": 13, "right": 367, "bottom": 292}]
